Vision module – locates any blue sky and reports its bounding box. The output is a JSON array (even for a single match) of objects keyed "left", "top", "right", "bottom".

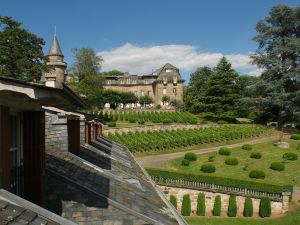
[{"left": 2, "top": 0, "right": 299, "bottom": 80}]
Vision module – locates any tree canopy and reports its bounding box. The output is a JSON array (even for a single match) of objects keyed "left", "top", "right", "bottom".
[
  {"left": 250, "top": 5, "right": 300, "bottom": 127},
  {"left": 0, "top": 16, "right": 48, "bottom": 81}
]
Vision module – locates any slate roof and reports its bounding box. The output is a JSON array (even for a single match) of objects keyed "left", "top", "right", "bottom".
[
  {"left": 48, "top": 35, "right": 63, "bottom": 56},
  {"left": 0, "top": 189, "right": 75, "bottom": 225},
  {"left": 46, "top": 136, "right": 186, "bottom": 225}
]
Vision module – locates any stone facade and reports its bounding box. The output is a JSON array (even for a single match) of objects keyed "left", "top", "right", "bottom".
[
  {"left": 160, "top": 186, "right": 287, "bottom": 217},
  {"left": 45, "top": 112, "right": 69, "bottom": 152},
  {"left": 104, "top": 63, "right": 184, "bottom": 106}
]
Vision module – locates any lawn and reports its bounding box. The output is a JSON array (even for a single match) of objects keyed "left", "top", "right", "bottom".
[
  {"left": 184, "top": 205, "right": 300, "bottom": 225},
  {"left": 167, "top": 138, "right": 300, "bottom": 187}
]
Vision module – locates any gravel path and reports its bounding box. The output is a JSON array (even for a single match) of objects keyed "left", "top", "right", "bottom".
[{"left": 136, "top": 135, "right": 281, "bottom": 168}]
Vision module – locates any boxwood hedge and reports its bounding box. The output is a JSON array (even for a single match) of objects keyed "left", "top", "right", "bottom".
[
  {"left": 219, "top": 147, "right": 231, "bottom": 156},
  {"left": 283, "top": 152, "right": 298, "bottom": 160},
  {"left": 225, "top": 157, "right": 239, "bottom": 165},
  {"left": 146, "top": 168, "right": 292, "bottom": 194},
  {"left": 184, "top": 152, "right": 197, "bottom": 161},
  {"left": 291, "top": 134, "right": 300, "bottom": 140},
  {"left": 201, "top": 164, "right": 216, "bottom": 173},
  {"left": 270, "top": 162, "right": 285, "bottom": 171}
]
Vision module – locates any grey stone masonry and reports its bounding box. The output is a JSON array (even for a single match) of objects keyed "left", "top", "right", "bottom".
[{"left": 45, "top": 111, "right": 68, "bottom": 153}]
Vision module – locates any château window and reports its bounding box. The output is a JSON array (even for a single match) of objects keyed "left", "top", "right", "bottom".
[
  {"left": 163, "top": 88, "right": 167, "bottom": 95},
  {"left": 173, "top": 88, "right": 177, "bottom": 95},
  {"left": 166, "top": 69, "right": 172, "bottom": 73}
]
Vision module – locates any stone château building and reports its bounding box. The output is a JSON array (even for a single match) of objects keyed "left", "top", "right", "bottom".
[{"left": 104, "top": 63, "right": 185, "bottom": 106}]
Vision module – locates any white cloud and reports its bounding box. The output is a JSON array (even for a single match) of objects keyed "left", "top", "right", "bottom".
[{"left": 98, "top": 43, "right": 260, "bottom": 77}]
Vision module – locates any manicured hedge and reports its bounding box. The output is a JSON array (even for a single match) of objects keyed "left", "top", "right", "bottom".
[
  {"left": 243, "top": 197, "right": 253, "bottom": 217},
  {"left": 181, "top": 159, "right": 190, "bottom": 166},
  {"left": 201, "top": 164, "right": 216, "bottom": 173},
  {"left": 107, "top": 121, "right": 116, "bottom": 127},
  {"left": 283, "top": 152, "right": 298, "bottom": 160},
  {"left": 259, "top": 197, "right": 271, "bottom": 217},
  {"left": 242, "top": 144, "right": 253, "bottom": 151},
  {"left": 270, "top": 162, "right": 285, "bottom": 171},
  {"left": 181, "top": 194, "right": 191, "bottom": 216},
  {"left": 291, "top": 134, "right": 300, "bottom": 140},
  {"left": 184, "top": 152, "right": 197, "bottom": 161},
  {"left": 146, "top": 168, "right": 292, "bottom": 194},
  {"left": 228, "top": 195, "right": 237, "bottom": 217},
  {"left": 225, "top": 157, "right": 239, "bottom": 166},
  {"left": 170, "top": 195, "right": 177, "bottom": 209},
  {"left": 197, "top": 193, "right": 205, "bottom": 216},
  {"left": 249, "top": 170, "right": 266, "bottom": 179},
  {"left": 219, "top": 147, "right": 231, "bottom": 156},
  {"left": 107, "top": 125, "right": 270, "bottom": 153},
  {"left": 213, "top": 195, "right": 221, "bottom": 216},
  {"left": 250, "top": 152, "right": 262, "bottom": 159}
]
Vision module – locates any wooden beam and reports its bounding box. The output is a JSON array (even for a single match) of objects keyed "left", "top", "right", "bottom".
[
  {"left": 85, "top": 122, "right": 91, "bottom": 144},
  {"left": 0, "top": 105, "right": 11, "bottom": 190}
]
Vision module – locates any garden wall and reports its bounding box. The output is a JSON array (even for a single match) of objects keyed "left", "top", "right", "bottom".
[{"left": 159, "top": 185, "right": 289, "bottom": 217}]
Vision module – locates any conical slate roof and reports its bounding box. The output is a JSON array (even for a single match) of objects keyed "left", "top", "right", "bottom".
[{"left": 48, "top": 36, "right": 63, "bottom": 56}]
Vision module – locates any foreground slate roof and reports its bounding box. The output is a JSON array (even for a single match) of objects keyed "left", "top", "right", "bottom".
[
  {"left": 46, "top": 136, "right": 185, "bottom": 225},
  {"left": 0, "top": 189, "right": 75, "bottom": 225}
]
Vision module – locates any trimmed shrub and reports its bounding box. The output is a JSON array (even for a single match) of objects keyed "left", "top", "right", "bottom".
[
  {"left": 249, "top": 170, "right": 266, "bottom": 179},
  {"left": 243, "top": 197, "right": 253, "bottom": 217},
  {"left": 107, "top": 121, "right": 116, "bottom": 127},
  {"left": 181, "top": 159, "right": 190, "bottom": 166},
  {"left": 184, "top": 152, "right": 197, "bottom": 161},
  {"left": 225, "top": 157, "right": 239, "bottom": 166},
  {"left": 250, "top": 152, "right": 262, "bottom": 159},
  {"left": 170, "top": 195, "right": 177, "bottom": 209},
  {"left": 242, "top": 144, "right": 252, "bottom": 151},
  {"left": 291, "top": 134, "right": 300, "bottom": 140},
  {"left": 181, "top": 194, "right": 191, "bottom": 216},
  {"left": 196, "top": 193, "right": 205, "bottom": 216},
  {"left": 270, "top": 162, "right": 285, "bottom": 171},
  {"left": 283, "top": 152, "right": 298, "bottom": 160},
  {"left": 259, "top": 197, "right": 271, "bottom": 217},
  {"left": 201, "top": 164, "right": 216, "bottom": 173},
  {"left": 162, "top": 118, "right": 172, "bottom": 124},
  {"left": 128, "top": 118, "right": 136, "bottom": 123},
  {"left": 218, "top": 147, "right": 231, "bottom": 156},
  {"left": 228, "top": 195, "right": 237, "bottom": 217},
  {"left": 213, "top": 195, "right": 221, "bottom": 216}
]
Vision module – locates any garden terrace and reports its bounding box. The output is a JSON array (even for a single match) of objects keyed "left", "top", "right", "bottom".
[
  {"left": 146, "top": 168, "right": 292, "bottom": 201},
  {"left": 106, "top": 125, "right": 271, "bottom": 153}
]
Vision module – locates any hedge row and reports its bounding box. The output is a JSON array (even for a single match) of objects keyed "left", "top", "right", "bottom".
[
  {"left": 98, "top": 110, "right": 198, "bottom": 124},
  {"left": 146, "top": 168, "right": 293, "bottom": 194},
  {"left": 107, "top": 125, "right": 270, "bottom": 153}
]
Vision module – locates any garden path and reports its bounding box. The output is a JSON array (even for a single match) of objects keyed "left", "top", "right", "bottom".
[{"left": 136, "top": 135, "right": 281, "bottom": 168}]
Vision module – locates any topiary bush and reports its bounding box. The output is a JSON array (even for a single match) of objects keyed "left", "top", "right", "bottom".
[
  {"left": 259, "top": 197, "right": 271, "bottom": 217},
  {"left": 225, "top": 157, "right": 239, "bottom": 166},
  {"left": 184, "top": 152, "right": 197, "bottom": 161},
  {"left": 170, "top": 195, "right": 177, "bottom": 209},
  {"left": 270, "top": 162, "right": 285, "bottom": 171},
  {"left": 181, "top": 194, "right": 191, "bottom": 216},
  {"left": 242, "top": 144, "right": 253, "bottom": 151},
  {"left": 181, "top": 159, "right": 190, "bottom": 166},
  {"left": 228, "top": 195, "right": 237, "bottom": 217},
  {"left": 201, "top": 164, "right": 216, "bottom": 173},
  {"left": 107, "top": 121, "right": 116, "bottom": 127},
  {"left": 213, "top": 195, "right": 221, "bottom": 216},
  {"left": 291, "top": 134, "right": 300, "bottom": 140},
  {"left": 197, "top": 193, "right": 205, "bottom": 216},
  {"left": 250, "top": 152, "right": 262, "bottom": 159},
  {"left": 283, "top": 152, "right": 298, "bottom": 160},
  {"left": 219, "top": 147, "right": 231, "bottom": 156},
  {"left": 249, "top": 170, "right": 266, "bottom": 179},
  {"left": 243, "top": 197, "right": 253, "bottom": 217}
]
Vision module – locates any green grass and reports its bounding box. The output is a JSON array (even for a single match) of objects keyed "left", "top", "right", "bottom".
[
  {"left": 184, "top": 206, "right": 300, "bottom": 225},
  {"left": 167, "top": 138, "right": 300, "bottom": 187}
]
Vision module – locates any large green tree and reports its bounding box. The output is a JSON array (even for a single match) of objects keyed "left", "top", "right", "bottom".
[
  {"left": 67, "top": 48, "right": 104, "bottom": 108},
  {"left": 0, "top": 16, "right": 48, "bottom": 81},
  {"left": 250, "top": 5, "right": 300, "bottom": 127}
]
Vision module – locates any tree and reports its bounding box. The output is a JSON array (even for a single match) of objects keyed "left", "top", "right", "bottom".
[
  {"left": 119, "top": 92, "right": 138, "bottom": 108},
  {"left": 139, "top": 95, "right": 153, "bottom": 107},
  {"left": 181, "top": 194, "right": 191, "bottom": 216},
  {"left": 250, "top": 5, "right": 300, "bottom": 128},
  {"left": 213, "top": 195, "right": 221, "bottom": 216},
  {"left": 0, "top": 16, "right": 48, "bottom": 81},
  {"left": 259, "top": 197, "right": 271, "bottom": 217},
  {"left": 228, "top": 195, "right": 237, "bottom": 217},
  {"left": 162, "top": 96, "right": 170, "bottom": 105},
  {"left": 67, "top": 48, "right": 103, "bottom": 108},
  {"left": 101, "top": 70, "right": 123, "bottom": 77},
  {"left": 243, "top": 197, "right": 253, "bottom": 217},
  {"left": 169, "top": 195, "right": 177, "bottom": 209}
]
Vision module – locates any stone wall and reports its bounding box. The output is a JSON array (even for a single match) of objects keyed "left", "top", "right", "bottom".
[
  {"left": 104, "top": 124, "right": 216, "bottom": 135},
  {"left": 154, "top": 82, "right": 184, "bottom": 105},
  {"left": 45, "top": 112, "right": 68, "bottom": 152},
  {"left": 159, "top": 185, "right": 287, "bottom": 217},
  {"left": 80, "top": 120, "right": 85, "bottom": 145}
]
